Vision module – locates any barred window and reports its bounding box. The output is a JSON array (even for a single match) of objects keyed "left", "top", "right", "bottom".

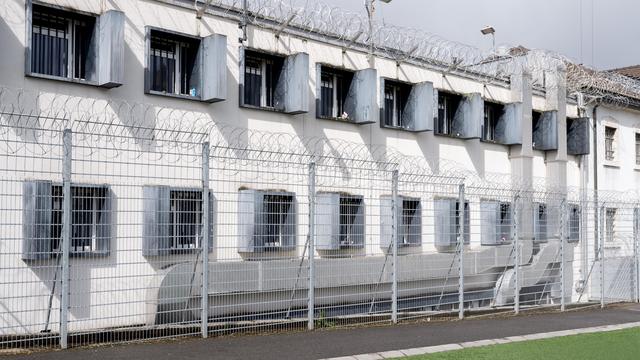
[
  {"left": 51, "top": 185, "right": 109, "bottom": 255},
  {"left": 400, "top": 198, "right": 421, "bottom": 246},
  {"left": 635, "top": 133, "right": 640, "bottom": 166},
  {"left": 605, "top": 208, "right": 616, "bottom": 243},
  {"left": 498, "top": 202, "right": 512, "bottom": 242},
  {"left": 31, "top": 4, "right": 95, "bottom": 80},
  {"left": 604, "top": 126, "right": 616, "bottom": 161},
  {"left": 339, "top": 196, "right": 364, "bottom": 247},
  {"left": 169, "top": 190, "right": 203, "bottom": 250},
  {"left": 243, "top": 51, "right": 284, "bottom": 108},
  {"left": 568, "top": 205, "right": 580, "bottom": 243},
  {"left": 382, "top": 80, "right": 410, "bottom": 128},
  {"left": 319, "top": 67, "right": 352, "bottom": 119},
  {"left": 260, "top": 194, "right": 295, "bottom": 249},
  {"left": 149, "top": 31, "right": 199, "bottom": 96},
  {"left": 483, "top": 102, "right": 503, "bottom": 142},
  {"left": 436, "top": 92, "right": 461, "bottom": 135}
]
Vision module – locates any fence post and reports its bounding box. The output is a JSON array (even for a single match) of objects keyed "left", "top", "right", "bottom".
[
  {"left": 201, "top": 142, "right": 210, "bottom": 338},
  {"left": 599, "top": 206, "right": 605, "bottom": 309},
  {"left": 391, "top": 170, "right": 399, "bottom": 324},
  {"left": 635, "top": 207, "right": 640, "bottom": 303},
  {"left": 458, "top": 184, "right": 465, "bottom": 320},
  {"left": 513, "top": 193, "right": 520, "bottom": 315},
  {"left": 560, "top": 198, "right": 566, "bottom": 312},
  {"left": 307, "top": 162, "right": 316, "bottom": 330},
  {"left": 60, "top": 129, "right": 72, "bottom": 349}
]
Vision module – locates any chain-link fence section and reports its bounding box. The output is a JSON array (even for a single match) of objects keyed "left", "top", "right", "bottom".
[{"left": 1, "top": 110, "right": 639, "bottom": 350}]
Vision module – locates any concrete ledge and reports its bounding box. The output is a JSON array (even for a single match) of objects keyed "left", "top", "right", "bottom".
[{"left": 321, "top": 321, "right": 640, "bottom": 360}]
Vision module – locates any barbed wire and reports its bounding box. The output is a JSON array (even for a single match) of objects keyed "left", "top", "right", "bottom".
[{"left": 205, "top": 0, "right": 640, "bottom": 107}]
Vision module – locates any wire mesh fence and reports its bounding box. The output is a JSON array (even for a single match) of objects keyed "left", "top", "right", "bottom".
[{"left": 1, "top": 113, "right": 639, "bottom": 350}]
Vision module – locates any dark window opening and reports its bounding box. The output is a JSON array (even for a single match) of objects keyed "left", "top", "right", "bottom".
[
  {"left": 319, "top": 67, "right": 353, "bottom": 119},
  {"left": 532, "top": 111, "right": 542, "bottom": 149},
  {"left": 568, "top": 205, "right": 580, "bottom": 242},
  {"left": 483, "top": 102, "right": 504, "bottom": 142},
  {"left": 50, "top": 185, "right": 108, "bottom": 255},
  {"left": 169, "top": 190, "right": 203, "bottom": 252},
  {"left": 243, "top": 50, "right": 284, "bottom": 108},
  {"left": 436, "top": 92, "right": 462, "bottom": 135},
  {"left": 635, "top": 133, "right": 640, "bottom": 166},
  {"left": 149, "top": 30, "right": 200, "bottom": 96},
  {"left": 383, "top": 80, "right": 411, "bottom": 128},
  {"left": 499, "top": 202, "right": 512, "bottom": 242},
  {"left": 604, "top": 126, "right": 616, "bottom": 161},
  {"left": 259, "top": 194, "right": 294, "bottom": 250},
  {"left": 400, "top": 199, "right": 421, "bottom": 246},
  {"left": 339, "top": 196, "right": 363, "bottom": 248},
  {"left": 31, "top": 4, "right": 95, "bottom": 79}
]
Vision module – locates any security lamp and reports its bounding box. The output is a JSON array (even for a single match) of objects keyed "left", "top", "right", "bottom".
[{"left": 481, "top": 26, "right": 495, "bottom": 35}]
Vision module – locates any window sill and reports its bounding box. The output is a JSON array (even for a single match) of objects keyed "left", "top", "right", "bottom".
[
  {"left": 26, "top": 72, "right": 111, "bottom": 88},
  {"left": 434, "top": 132, "right": 478, "bottom": 140},
  {"left": 240, "top": 103, "right": 285, "bottom": 114},
  {"left": 379, "top": 123, "right": 428, "bottom": 133},
  {"left": 603, "top": 161, "right": 620, "bottom": 168},
  {"left": 146, "top": 90, "right": 205, "bottom": 102},
  {"left": 316, "top": 115, "right": 375, "bottom": 125}
]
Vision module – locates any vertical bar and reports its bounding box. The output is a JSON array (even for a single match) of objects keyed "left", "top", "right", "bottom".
[
  {"left": 513, "top": 194, "right": 520, "bottom": 315},
  {"left": 201, "top": 142, "right": 210, "bottom": 338},
  {"left": 560, "top": 198, "right": 566, "bottom": 312},
  {"left": 458, "top": 184, "right": 465, "bottom": 320},
  {"left": 599, "top": 206, "right": 605, "bottom": 309},
  {"left": 391, "top": 170, "right": 399, "bottom": 323},
  {"left": 307, "top": 162, "right": 316, "bottom": 330},
  {"left": 60, "top": 128, "right": 72, "bottom": 349},
  {"left": 635, "top": 208, "right": 640, "bottom": 303}
]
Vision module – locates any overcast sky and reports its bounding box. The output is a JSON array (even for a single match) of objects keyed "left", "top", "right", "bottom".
[{"left": 292, "top": 0, "right": 638, "bottom": 70}]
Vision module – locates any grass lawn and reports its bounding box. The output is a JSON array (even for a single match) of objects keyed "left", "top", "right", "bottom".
[{"left": 399, "top": 327, "right": 640, "bottom": 360}]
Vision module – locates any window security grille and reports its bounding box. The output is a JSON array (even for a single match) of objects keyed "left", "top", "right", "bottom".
[
  {"left": 169, "top": 190, "right": 203, "bottom": 250},
  {"left": 436, "top": 92, "right": 462, "bottom": 135},
  {"left": 315, "top": 193, "right": 364, "bottom": 251},
  {"left": 534, "top": 203, "right": 548, "bottom": 243},
  {"left": 604, "top": 126, "right": 616, "bottom": 161},
  {"left": 319, "top": 68, "right": 352, "bottom": 119},
  {"left": 380, "top": 195, "right": 421, "bottom": 250},
  {"left": 605, "top": 208, "right": 616, "bottom": 243},
  {"left": 149, "top": 32, "right": 199, "bottom": 96},
  {"left": 434, "top": 198, "right": 469, "bottom": 248},
  {"left": 243, "top": 51, "right": 284, "bottom": 108},
  {"left": 339, "top": 196, "right": 364, "bottom": 247},
  {"left": 636, "top": 133, "right": 640, "bottom": 166},
  {"left": 483, "top": 102, "right": 504, "bottom": 142},
  {"left": 567, "top": 205, "right": 580, "bottom": 243},
  {"left": 31, "top": 5, "right": 95, "bottom": 80},
  {"left": 481, "top": 201, "right": 512, "bottom": 245},
  {"left": 260, "top": 194, "right": 295, "bottom": 249},
  {"left": 383, "top": 81, "right": 410, "bottom": 128},
  {"left": 22, "top": 181, "right": 110, "bottom": 260}
]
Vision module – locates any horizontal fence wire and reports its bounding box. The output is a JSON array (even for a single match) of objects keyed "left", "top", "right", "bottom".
[{"left": 0, "top": 119, "right": 639, "bottom": 350}]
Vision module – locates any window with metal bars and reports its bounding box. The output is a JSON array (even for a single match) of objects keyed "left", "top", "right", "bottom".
[
  {"left": 319, "top": 67, "right": 353, "bottom": 119},
  {"left": 149, "top": 31, "right": 199, "bottom": 96},
  {"left": 382, "top": 80, "right": 410, "bottom": 128},
  {"left": 259, "top": 194, "right": 295, "bottom": 250},
  {"left": 31, "top": 4, "right": 95, "bottom": 80},
  {"left": 436, "top": 92, "right": 462, "bottom": 135},
  {"left": 534, "top": 203, "right": 548, "bottom": 242},
  {"left": 636, "top": 133, "right": 640, "bottom": 166},
  {"left": 568, "top": 205, "right": 580, "bottom": 243},
  {"left": 243, "top": 50, "right": 284, "bottom": 108},
  {"left": 498, "top": 202, "right": 512, "bottom": 242},
  {"left": 400, "top": 199, "right": 421, "bottom": 246},
  {"left": 605, "top": 208, "right": 616, "bottom": 243},
  {"left": 604, "top": 126, "right": 616, "bottom": 161},
  {"left": 169, "top": 190, "right": 203, "bottom": 251},
  {"left": 339, "top": 196, "right": 364, "bottom": 247},
  {"left": 483, "top": 102, "right": 503, "bottom": 142},
  {"left": 51, "top": 185, "right": 109, "bottom": 255}
]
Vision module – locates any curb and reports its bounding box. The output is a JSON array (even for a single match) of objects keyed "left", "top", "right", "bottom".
[{"left": 320, "top": 321, "right": 640, "bottom": 360}]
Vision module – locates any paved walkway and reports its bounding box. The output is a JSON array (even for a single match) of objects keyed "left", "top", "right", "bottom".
[{"left": 5, "top": 304, "right": 640, "bottom": 360}]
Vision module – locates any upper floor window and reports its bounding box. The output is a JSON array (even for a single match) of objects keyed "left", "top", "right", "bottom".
[
  {"left": 436, "top": 92, "right": 462, "bottom": 136},
  {"left": 382, "top": 80, "right": 410, "bottom": 128},
  {"left": 149, "top": 30, "right": 200, "bottom": 97},
  {"left": 319, "top": 67, "right": 353, "bottom": 119},
  {"left": 604, "top": 126, "right": 616, "bottom": 161},
  {"left": 30, "top": 4, "right": 95, "bottom": 80},
  {"left": 635, "top": 133, "right": 640, "bottom": 166},
  {"left": 242, "top": 50, "right": 284, "bottom": 109},
  {"left": 483, "top": 102, "right": 503, "bottom": 142}
]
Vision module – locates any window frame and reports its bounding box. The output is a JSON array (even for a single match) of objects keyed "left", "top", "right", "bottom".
[
  {"left": 316, "top": 65, "right": 355, "bottom": 121},
  {"left": 482, "top": 101, "right": 505, "bottom": 143},
  {"left": 256, "top": 192, "right": 297, "bottom": 252},
  {"left": 567, "top": 204, "right": 580, "bottom": 243},
  {"left": 380, "top": 78, "right": 412, "bottom": 130},
  {"left": 240, "top": 49, "right": 286, "bottom": 111},
  {"left": 635, "top": 132, "right": 640, "bottom": 168},
  {"left": 605, "top": 207, "right": 616, "bottom": 244},
  {"left": 168, "top": 188, "right": 205, "bottom": 253},
  {"left": 49, "top": 183, "right": 110, "bottom": 257},
  {"left": 399, "top": 197, "right": 422, "bottom": 247},
  {"left": 145, "top": 26, "right": 204, "bottom": 102},
  {"left": 26, "top": 2, "right": 99, "bottom": 86},
  {"left": 435, "top": 91, "right": 463, "bottom": 137},
  {"left": 603, "top": 124, "right": 618, "bottom": 163}
]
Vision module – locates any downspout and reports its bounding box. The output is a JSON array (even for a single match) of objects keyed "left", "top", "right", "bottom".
[{"left": 592, "top": 104, "right": 600, "bottom": 260}]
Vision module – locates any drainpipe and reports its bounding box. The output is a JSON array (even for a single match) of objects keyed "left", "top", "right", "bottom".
[{"left": 592, "top": 104, "right": 600, "bottom": 260}]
